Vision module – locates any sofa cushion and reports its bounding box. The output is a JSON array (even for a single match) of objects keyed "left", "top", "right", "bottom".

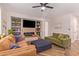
[
  {"left": 53, "top": 33, "right": 59, "bottom": 38},
  {"left": 0, "top": 45, "right": 36, "bottom": 56},
  {"left": 17, "top": 40, "right": 28, "bottom": 47},
  {"left": 58, "top": 34, "right": 70, "bottom": 40},
  {"left": 58, "top": 34, "right": 64, "bottom": 39},
  {"left": 0, "top": 34, "right": 16, "bottom": 51},
  {"left": 5, "top": 34, "right": 16, "bottom": 43},
  {"left": 0, "top": 37, "right": 12, "bottom": 51},
  {"left": 0, "top": 33, "right": 6, "bottom": 39}
]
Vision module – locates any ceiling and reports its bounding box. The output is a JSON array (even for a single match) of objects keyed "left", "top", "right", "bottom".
[{"left": 1, "top": 3, "right": 79, "bottom": 20}]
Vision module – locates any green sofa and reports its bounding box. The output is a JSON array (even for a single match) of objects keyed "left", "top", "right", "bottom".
[{"left": 45, "top": 33, "right": 71, "bottom": 49}]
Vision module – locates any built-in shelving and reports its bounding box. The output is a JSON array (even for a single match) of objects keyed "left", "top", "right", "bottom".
[
  {"left": 11, "top": 16, "right": 41, "bottom": 37},
  {"left": 11, "top": 17, "right": 21, "bottom": 37},
  {"left": 35, "top": 21, "right": 41, "bottom": 37}
]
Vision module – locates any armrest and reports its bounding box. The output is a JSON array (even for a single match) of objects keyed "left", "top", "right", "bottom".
[
  {"left": 28, "top": 45, "right": 36, "bottom": 49},
  {"left": 61, "top": 38, "right": 71, "bottom": 48},
  {"left": 0, "top": 45, "right": 36, "bottom": 56}
]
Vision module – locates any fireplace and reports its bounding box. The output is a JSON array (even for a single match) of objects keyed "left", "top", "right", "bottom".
[{"left": 24, "top": 32, "right": 35, "bottom": 37}]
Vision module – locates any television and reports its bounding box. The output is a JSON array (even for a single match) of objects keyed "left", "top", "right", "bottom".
[{"left": 23, "top": 20, "right": 35, "bottom": 28}]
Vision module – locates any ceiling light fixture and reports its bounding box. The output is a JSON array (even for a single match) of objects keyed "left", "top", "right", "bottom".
[
  {"left": 41, "top": 6, "right": 45, "bottom": 12},
  {"left": 32, "top": 3, "right": 53, "bottom": 12}
]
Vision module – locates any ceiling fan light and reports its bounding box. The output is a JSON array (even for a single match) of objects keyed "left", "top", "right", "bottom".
[{"left": 41, "top": 7, "right": 45, "bottom": 10}]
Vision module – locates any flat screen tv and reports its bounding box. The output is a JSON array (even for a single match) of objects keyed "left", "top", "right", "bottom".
[{"left": 23, "top": 20, "right": 35, "bottom": 28}]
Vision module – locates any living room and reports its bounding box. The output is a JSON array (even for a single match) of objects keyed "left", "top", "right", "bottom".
[{"left": 0, "top": 3, "right": 79, "bottom": 56}]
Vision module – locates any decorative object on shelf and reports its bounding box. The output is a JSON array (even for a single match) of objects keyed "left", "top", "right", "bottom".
[
  {"left": 24, "top": 32, "right": 35, "bottom": 37},
  {"left": 35, "top": 21, "right": 41, "bottom": 37}
]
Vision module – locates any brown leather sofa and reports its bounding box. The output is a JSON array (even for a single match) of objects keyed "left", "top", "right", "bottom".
[{"left": 0, "top": 34, "right": 37, "bottom": 56}]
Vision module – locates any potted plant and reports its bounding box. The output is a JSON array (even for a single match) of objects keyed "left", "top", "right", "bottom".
[{"left": 8, "top": 28, "right": 14, "bottom": 34}]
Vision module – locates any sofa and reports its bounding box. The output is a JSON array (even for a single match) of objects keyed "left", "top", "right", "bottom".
[
  {"left": 0, "top": 34, "right": 37, "bottom": 56},
  {"left": 45, "top": 33, "right": 71, "bottom": 49}
]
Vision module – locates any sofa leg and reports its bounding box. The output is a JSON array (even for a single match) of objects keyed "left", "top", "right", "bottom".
[{"left": 63, "top": 46, "right": 71, "bottom": 56}]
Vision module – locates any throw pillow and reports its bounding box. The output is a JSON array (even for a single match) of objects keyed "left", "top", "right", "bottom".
[
  {"left": 53, "top": 33, "right": 59, "bottom": 38},
  {"left": 10, "top": 43, "right": 20, "bottom": 49},
  {"left": 15, "top": 36, "right": 24, "bottom": 42},
  {"left": 5, "top": 34, "right": 16, "bottom": 43}
]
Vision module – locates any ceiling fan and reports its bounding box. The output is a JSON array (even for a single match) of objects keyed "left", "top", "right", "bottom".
[{"left": 32, "top": 3, "right": 53, "bottom": 12}]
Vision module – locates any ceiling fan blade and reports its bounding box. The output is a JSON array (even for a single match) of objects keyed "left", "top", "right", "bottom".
[
  {"left": 40, "top": 3, "right": 48, "bottom": 6},
  {"left": 45, "top": 6, "right": 53, "bottom": 9},
  {"left": 44, "top": 3, "right": 48, "bottom": 6},
  {"left": 40, "top": 3, "right": 43, "bottom": 6},
  {"left": 32, "top": 6, "right": 41, "bottom": 8}
]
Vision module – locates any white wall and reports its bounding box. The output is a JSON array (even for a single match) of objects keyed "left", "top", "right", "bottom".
[
  {"left": 1, "top": 6, "right": 79, "bottom": 42},
  {"left": 7, "top": 11, "right": 42, "bottom": 29},
  {"left": 40, "top": 20, "right": 48, "bottom": 38},
  {"left": 70, "top": 15, "right": 78, "bottom": 42},
  {"left": 75, "top": 15, "right": 79, "bottom": 41},
  {"left": 48, "top": 14, "right": 78, "bottom": 43},
  {"left": 0, "top": 8, "right": 2, "bottom": 34},
  {"left": 0, "top": 7, "right": 7, "bottom": 35},
  {"left": 48, "top": 14, "right": 71, "bottom": 35},
  {"left": 5, "top": 11, "right": 47, "bottom": 38},
  {"left": 1, "top": 7, "right": 8, "bottom": 35},
  {"left": 0, "top": 5, "right": 48, "bottom": 38}
]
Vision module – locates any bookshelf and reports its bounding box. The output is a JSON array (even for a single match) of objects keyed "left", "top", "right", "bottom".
[
  {"left": 35, "top": 21, "right": 41, "bottom": 37},
  {"left": 11, "top": 17, "right": 21, "bottom": 37}
]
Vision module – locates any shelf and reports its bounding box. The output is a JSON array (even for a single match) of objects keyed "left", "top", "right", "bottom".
[
  {"left": 12, "top": 22, "right": 21, "bottom": 23},
  {"left": 12, "top": 26, "right": 21, "bottom": 28},
  {"left": 35, "top": 21, "right": 41, "bottom": 37},
  {"left": 11, "top": 17, "right": 21, "bottom": 37},
  {"left": 13, "top": 30, "right": 21, "bottom": 32}
]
